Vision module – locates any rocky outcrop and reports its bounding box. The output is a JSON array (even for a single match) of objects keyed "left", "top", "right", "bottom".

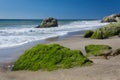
[
  {"left": 91, "top": 22, "right": 120, "bottom": 39},
  {"left": 35, "top": 17, "right": 58, "bottom": 28},
  {"left": 101, "top": 14, "right": 120, "bottom": 23}
]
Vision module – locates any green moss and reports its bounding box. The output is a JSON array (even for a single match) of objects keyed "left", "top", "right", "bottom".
[
  {"left": 91, "top": 21, "right": 120, "bottom": 39},
  {"left": 91, "top": 29, "right": 105, "bottom": 39},
  {"left": 84, "top": 30, "right": 94, "bottom": 38},
  {"left": 12, "top": 44, "right": 92, "bottom": 71},
  {"left": 85, "top": 44, "right": 112, "bottom": 57}
]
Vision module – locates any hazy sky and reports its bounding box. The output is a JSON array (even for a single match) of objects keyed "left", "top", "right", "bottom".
[{"left": 0, "top": 0, "right": 119, "bottom": 19}]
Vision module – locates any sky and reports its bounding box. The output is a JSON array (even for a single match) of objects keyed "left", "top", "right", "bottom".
[{"left": 0, "top": 0, "right": 119, "bottom": 19}]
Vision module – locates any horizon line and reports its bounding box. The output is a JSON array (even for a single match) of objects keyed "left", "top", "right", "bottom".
[{"left": 0, "top": 18, "right": 101, "bottom": 20}]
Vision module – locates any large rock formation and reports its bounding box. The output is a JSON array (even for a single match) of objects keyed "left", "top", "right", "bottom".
[
  {"left": 35, "top": 17, "right": 58, "bottom": 28},
  {"left": 101, "top": 14, "right": 120, "bottom": 23},
  {"left": 91, "top": 22, "right": 120, "bottom": 39}
]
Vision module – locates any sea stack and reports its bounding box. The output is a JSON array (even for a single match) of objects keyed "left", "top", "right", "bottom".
[
  {"left": 101, "top": 14, "right": 120, "bottom": 23},
  {"left": 35, "top": 17, "right": 58, "bottom": 28}
]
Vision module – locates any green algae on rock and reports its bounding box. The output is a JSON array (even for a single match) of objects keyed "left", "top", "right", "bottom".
[
  {"left": 85, "top": 44, "right": 112, "bottom": 57},
  {"left": 113, "top": 48, "right": 120, "bottom": 56},
  {"left": 12, "top": 44, "right": 92, "bottom": 71},
  {"left": 84, "top": 30, "right": 94, "bottom": 38},
  {"left": 91, "top": 21, "right": 120, "bottom": 39}
]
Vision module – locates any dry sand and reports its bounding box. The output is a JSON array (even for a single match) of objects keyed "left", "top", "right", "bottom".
[{"left": 0, "top": 35, "right": 120, "bottom": 80}]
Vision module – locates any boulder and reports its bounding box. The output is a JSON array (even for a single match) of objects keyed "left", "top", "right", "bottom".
[
  {"left": 12, "top": 44, "right": 92, "bottom": 71},
  {"left": 84, "top": 30, "right": 94, "bottom": 38},
  {"left": 112, "top": 48, "right": 120, "bottom": 56},
  {"left": 91, "top": 21, "right": 120, "bottom": 39},
  {"left": 85, "top": 44, "right": 112, "bottom": 59},
  {"left": 101, "top": 14, "right": 120, "bottom": 23},
  {"left": 35, "top": 17, "right": 58, "bottom": 28}
]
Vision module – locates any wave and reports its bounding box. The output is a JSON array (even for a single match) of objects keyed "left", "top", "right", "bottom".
[{"left": 0, "top": 20, "right": 108, "bottom": 48}]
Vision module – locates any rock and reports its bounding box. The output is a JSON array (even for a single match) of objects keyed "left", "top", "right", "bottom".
[
  {"left": 35, "top": 25, "right": 40, "bottom": 28},
  {"left": 85, "top": 44, "right": 112, "bottom": 59},
  {"left": 101, "top": 14, "right": 120, "bottom": 23},
  {"left": 35, "top": 17, "right": 58, "bottom": 28},
  {"left": 91, "top": 21, "right": 120, "bottom": 39},
  {"left": 84, "top": 30, "right": 94, "bottom": 38},
  {"left": 12, "top": 44, "right": 92, "bottom": 71},
  {"left": 112, "top": 48, "right": 120, "bottom": 56},
  {"left": 115, "top": 17, "right": 120, "bottom": 22},
  {"left": 102, "top": 50, "right": 112, "bottom": 59},
  {"left": 91, "top": 29, "right": 107, "bottom": 39},
  {"left": 118, "top": 33, "right": 120, "bottom": 37}
]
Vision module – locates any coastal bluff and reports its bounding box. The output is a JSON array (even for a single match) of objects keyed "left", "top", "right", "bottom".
[{"left": 35, "top": 17, "right": 58, "bottom": 28}]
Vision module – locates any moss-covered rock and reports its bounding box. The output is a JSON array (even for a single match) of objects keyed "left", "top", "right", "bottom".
[
  {"left": 85, "top": 44, "right": 112, "bottom": 57},
  {"left": 91, "top": 21, "right": 120, "bottom": 39},
  {"left": 12, "top": 44, "right": 92, "bottom": 71},
  {"left": 113, "top": 48, "right": 120, "bottom": 56},
  {"left": 84, "top": 30, "right": 94, "bottom": 38},
  {"left": 91, "top": 29, "right": 105, "bottom": 39}
]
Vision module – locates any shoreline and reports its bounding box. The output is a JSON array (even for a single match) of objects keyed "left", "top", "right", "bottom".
[
  {"left": 0, "top": 29, "right": 120, "bottom": 64},
  {"left": 0, "top": 33, "right": 120, "bottom": 80},
  {"left": 0, "top": 30, "right": 120, "bottom": 63},
  {"left": 0, "top": 30, "right": 120, "bottom": 80},
  {"left": 0, "top": 30, "right": 85, "bottom": 72},
  {"left": 0, "top": 30, "right": 85, "bottom": 63}
]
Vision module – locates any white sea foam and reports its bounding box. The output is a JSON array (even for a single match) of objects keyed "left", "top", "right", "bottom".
[{"left": 0, "top": 20, "right": 108, "bottom": 48}]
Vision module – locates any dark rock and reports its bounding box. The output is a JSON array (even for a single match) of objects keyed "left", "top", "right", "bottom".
[
  {"left": 118, "top": 33, "right": 120, "bottom": 37},
  {"left": 112, "top": 48, "right": 120, "bottom": 56},
  {"left": 84, "top": 30, "right": 94, "bottom": 38},
  {"left": 35, "top": 25, "right": 40, "bottom": 28},
  {"left": 35, "top": 17, "right": 58, "bottom": 28},
  {"left": 101, "top": 14, "right": 120, "bottom": 23}
]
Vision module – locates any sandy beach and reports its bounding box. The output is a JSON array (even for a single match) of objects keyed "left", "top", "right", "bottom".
[
  {"left": 0, "top": 34, "right": 120, "bottom": 80},
  {"left": 0, "top": 0, "right": 119, "bottom": 79}
]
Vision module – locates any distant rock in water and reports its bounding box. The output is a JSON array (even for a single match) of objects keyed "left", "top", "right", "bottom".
[
  {"left": 35, "top": 17, "right": 58, "bottom": 28},
  {"left": 101, "top": 14, "right": 120, "bottom": 23}
]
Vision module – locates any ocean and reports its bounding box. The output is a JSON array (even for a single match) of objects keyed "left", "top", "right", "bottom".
[{"left": 0, "top": 19, "right": 108, "bottom": 49}]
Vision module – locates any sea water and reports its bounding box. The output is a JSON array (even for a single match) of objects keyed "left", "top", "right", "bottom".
[
  {"left": 0, "top": 19, "right": 108, "bottom": 49},
  {"left": 0, "top": 19, "right": 109, "bottom": 62}
]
